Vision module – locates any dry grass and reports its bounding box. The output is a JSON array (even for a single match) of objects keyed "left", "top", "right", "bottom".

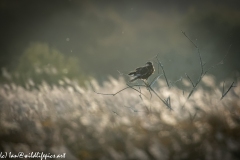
[{"left": 0, "top": 76, "right": 240, "bottom": 160}]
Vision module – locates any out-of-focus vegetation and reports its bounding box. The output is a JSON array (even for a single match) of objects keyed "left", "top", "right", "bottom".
[
  {"left": 184, "top": 8, "right": 240, "bottom": 79},
  {"left": 0, "top": 73, "right": 239, "bottom": 159},
  {"left": 1, "top": 42, "right": 87, "bottom": 86},
  {"left": 0, "top": 1, "right": 240, "bottom": 159},
  {"left": 1, "top": 0, "right": 240, "bottom": 81}
]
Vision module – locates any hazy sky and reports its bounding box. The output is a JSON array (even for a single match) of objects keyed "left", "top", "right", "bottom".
[{"left": 1, "top": 0, "right": 240, "bottom": 81}]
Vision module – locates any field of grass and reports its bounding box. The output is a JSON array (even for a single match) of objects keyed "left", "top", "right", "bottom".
[{"left": 0, "top": 75, "right": 239, "bottom": 160}]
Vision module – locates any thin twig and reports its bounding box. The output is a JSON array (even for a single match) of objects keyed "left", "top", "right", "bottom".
[
  {"left": 170, "top": 76, "right": 183, "bottom": 86},
  {"left": 168, "top": 77, "right": 182, "bottom": 87},
  {"left": 91, "top": 83, "right": 147, "bottom": 98},
  {"left": 117, "top": 70, "right": 124, "bottom": 76},
  {"left": 138, "top": 82, "right": 143, "bottom": 100},
  {"left": 112, "top": 110, "right": 120, "bottom": 116},
  {"left": 220, "top": 81, "right": 236, "bottom": 100},
  {"left": 140, "top": 79, "right": 172, "bottom": 109},
  {"left": 189, "top": 111, "right": 197, "bottom": 122},
  {"left": 185, "top": 73, "right": 195, "bottom": 87},
  {"left": 182, "top": 30, "right": 204, "bottom": 75},
  {"left": 124, "top": 106, "right": 138, "bottom": 112},
  {"left": 203, "top": 44, "right": 232, "bottom": 75},
  {"left": 126, "top": 84, "right": 148, "bottom": 98},
  {"left": 156, "top": 55, "right": 170, "bottom": 88},
  {"left": 150, "top": 74, "right": 163, "bottom": 87},
  {"left": 167, "top": 96, "right": 171, "bottom": 109},
  {"left": 222, "top": 81, "right": 225, "bottom": 96},
  {"left": 149, "top": 87, "right": 172, "bottom": 110},
  {"left": 93, "top": 58, "right": 173, "bottom": 110},
  {"left": 197, "top": 48, "right": 204, "bottom": 75},
  {"left": 182, "top": 30, "right": 204, "bottom": 76},
  {"left": 182, "top": 31, "right": 198, "bottom": 48},
  {"left": 147, "top": 87, "right": 152, "bottom": 99},
  {"left": 181, "top": 31, "right": 232, "bottom": 102},
  {"left": 187, "top": 88, "right": 196, "bottom": 99}
]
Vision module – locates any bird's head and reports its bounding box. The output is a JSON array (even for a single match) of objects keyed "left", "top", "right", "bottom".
[{"left": 146, "top": 61, "right": 153, "bottom": 66}]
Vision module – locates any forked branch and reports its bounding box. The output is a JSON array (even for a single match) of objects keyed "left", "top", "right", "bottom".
[
  {"left": 92, "top": 74, "right": 172, "bottom": 110},
  {"left": 156, "top": 55, "right": 170, "bottom": 88},
  {"left": 181, "top": 31, "right": 232, "bottom": 100},
  {"left": 91, "top": 83, "right": 148, "bottom": 98}
]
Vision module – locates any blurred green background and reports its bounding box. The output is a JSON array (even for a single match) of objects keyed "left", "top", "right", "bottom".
[{"left": 0, "top": 0, "right": 240, "bottom": 85}]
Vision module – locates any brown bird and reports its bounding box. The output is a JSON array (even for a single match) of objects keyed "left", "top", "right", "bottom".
[{"left": 128, "top": 61, "right": 155, "bottom": 82}]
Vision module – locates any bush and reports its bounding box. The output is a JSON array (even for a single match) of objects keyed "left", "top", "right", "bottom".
[{"left": 7, "top": 42, "right": 87, "bottom": 86}]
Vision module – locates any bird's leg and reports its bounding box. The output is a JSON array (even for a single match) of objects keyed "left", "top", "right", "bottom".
[
  {"left": 142, "top": 79, "right": 152, "bottom": 99},
  {"left": 142, "top": 79, "right": 147, "bottom": 86},
  {"left": 144, "top": 79, "right": 150, "bottom": 87},
  {"left": 142, "top": 79, "right": 151, "bottom": 88}
]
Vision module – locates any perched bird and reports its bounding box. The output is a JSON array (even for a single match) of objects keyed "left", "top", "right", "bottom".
[{"left": 128, "top": 61, "right": 155, "bottom": 82}]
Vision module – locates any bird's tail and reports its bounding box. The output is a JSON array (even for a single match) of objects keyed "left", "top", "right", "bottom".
[
  {"left": 128, "top": 71, "right": 136, "bottom": 76},
  {"left": 129, "top": 76, "right": 139, "bottom": 82}
]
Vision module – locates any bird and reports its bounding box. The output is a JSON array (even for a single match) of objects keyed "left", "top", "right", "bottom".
[{"left": 128, "top": 61, "right": 155, "bottom": 82}]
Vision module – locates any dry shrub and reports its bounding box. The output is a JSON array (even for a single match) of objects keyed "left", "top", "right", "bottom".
[{"left": 0, "top": 76, "right": 239, "bottom": 160}]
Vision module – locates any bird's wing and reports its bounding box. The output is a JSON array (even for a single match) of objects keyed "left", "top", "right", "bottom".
[
  {"left": 137, "top": 66, "right": 149, "bottom": 76},
  {"left": 136, "top": 67, "right": 143, "bottom": 71},
  {"left": 128, "top": 66, "right": 143, "bottom": 75},
  {"left": 128, "top": 71, "right": 136, "bottom": 75}
]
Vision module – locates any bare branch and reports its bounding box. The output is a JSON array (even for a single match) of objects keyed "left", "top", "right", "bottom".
[
  {"left": 147, "top": 87, "right": 152, "bottom": 99},
  {"left": 204, "top": 44, "right": 232, "bottom": 75},
  {"left": 124, "top": 106, "right": 138, "bottom": 112},
  {"left": 156, "top": 55, "right": 170, "bottom": 88},
  {"left": 189, "top": 111, "right": 197, "bottom": 122},
  {"left": 150, "top": 74, "right": 163, "bottom": 87},
  {"left": 197, "top": 48, "right": 204, "bottom": 75},
  {"left": 91, "top": 83, "right": 148, "bottom": 98},
  {"left": 117, "top": 70, "right": 124, "bottom": 76},
  {"left": 172, "top": 76, "right": 183, "bottom": 84},
  {"left": 187, "top": 88, "right": 196, "bottom": 99},
  {"left": 167, "top": 96, "right": 171, "bottom": 109},
  {"left": 182, "top": 31, "right": 198, "bottom": 48},
  {"left": 137, "top": 82, "right": 143, "bottom": 100},
  {"left": 126, "top": 84, "right": 149, "bottom": 98},
  {"left": 185, "top": 73, "right": 195, "bottom": 87},
  {"left": 181, "top": 31, "right": 231, "bottom": 101},
  {"left": 141, "top": 78, "right": 172, "bottom": 109},
  {"left": 168, "top": 76, "right": 183, "bottom": 87},
  {"left": 220, "top": 81, "right": 236, "bottom": 100},
  {"left": 182, "top": 31, "right": 204, "bottom": 76},
  {"left": 222, "top": 81, "right": 225, "bottom": 95},
  {"left": 112, "top": 110, "right": 120, "bottom": 116},
  {"left": 148, "top": 86, "right": 172, "bottom": 110}
]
